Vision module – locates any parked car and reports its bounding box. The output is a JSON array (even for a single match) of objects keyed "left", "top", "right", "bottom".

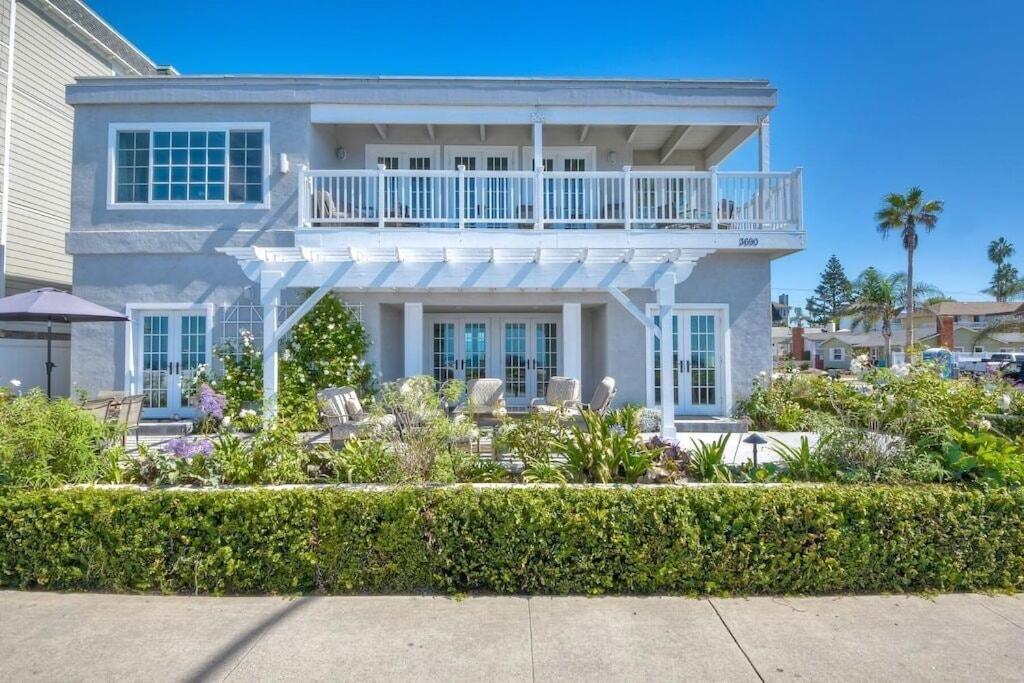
[{"left": 1000, "top": 361, "right": 1023, "bottom": 387}]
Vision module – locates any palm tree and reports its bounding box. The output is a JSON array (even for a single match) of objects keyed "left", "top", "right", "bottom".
[
  {"left": 987, "top": 237, "right": 1015, "bottom": 266},
  {"left": 875, "top": 187, "right": 944, "bottom": 351},
  {"left": 846, "top": 268, "right": 940, "bottom": 367},
  {"left": 985, "top": 237, "right": 1020, "bottom": 302}
]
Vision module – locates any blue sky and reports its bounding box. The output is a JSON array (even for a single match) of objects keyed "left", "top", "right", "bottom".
[{"left": 91, "top": 0, "right": 1023, "bottom": 306}]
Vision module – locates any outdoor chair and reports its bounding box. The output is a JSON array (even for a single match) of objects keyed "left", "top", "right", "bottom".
[
  {"left": 581, "top": 376, "right": 617, "bottom": 416},
  {"left": 81, "top": 398, "right": 113, "bottom": 422},
  {"left": 453, "top": 378, "right": 507, "bottom": 422},
  {"left": 529, "top": 376, "right": 581, "bottom": 415},
  {"left": 110, "top": 394, "right": 144, "bottom": 447},
  {"left": 317, "top": 386, "right": 394, "bottom": 446}
]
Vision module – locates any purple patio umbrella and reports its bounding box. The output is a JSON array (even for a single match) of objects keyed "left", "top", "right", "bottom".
[{"left": 0, "top": 288, "right": 128, "bottom": 397}]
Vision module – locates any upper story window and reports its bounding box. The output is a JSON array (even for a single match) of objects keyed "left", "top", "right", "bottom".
[{"left": 111, "top": 124, "right": 268, "bottom": 207}]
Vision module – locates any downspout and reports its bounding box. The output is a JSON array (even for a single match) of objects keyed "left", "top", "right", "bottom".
[{"left": 0, "top": 0, "right": 16, "bottom": 298}]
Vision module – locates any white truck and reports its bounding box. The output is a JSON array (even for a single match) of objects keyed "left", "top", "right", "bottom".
[{"left": 959, "top": 352, "right": 1024, "bottom": 377}]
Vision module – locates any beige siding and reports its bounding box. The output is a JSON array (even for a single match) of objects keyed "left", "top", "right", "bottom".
[
  {"left": 0, "top": 0, "right": 12, "bottom": 202},
  {"left": 4, "top": 1, "right": 111, "bottom": 289}
]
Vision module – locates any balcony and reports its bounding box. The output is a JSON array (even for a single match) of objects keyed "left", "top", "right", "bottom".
[{"left": 299, "top": 167, "right": 803, "bottom": 232}]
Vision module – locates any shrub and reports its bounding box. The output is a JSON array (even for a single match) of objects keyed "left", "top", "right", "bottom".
[
  {"left": 688, "top": 436, "right": 731, "bottom": 483},
  {"left": 0, "top": 391, "right": 116, "bottom": 487},
  {"left": 559, "top": 407, "right": 655, "bottom": 484},
  {"left": 1, "top": 486, "right": 1022, "bottom": 595}
]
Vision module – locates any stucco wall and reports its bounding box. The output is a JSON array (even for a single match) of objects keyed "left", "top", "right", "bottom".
[
  {"left": 70, "top": 248, "right": 771, "bottom": 413},
  {"left": 69, "top": 103, "right": 312, "bottom": 232}
]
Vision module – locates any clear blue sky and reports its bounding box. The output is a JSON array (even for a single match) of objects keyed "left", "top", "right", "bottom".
[{"left": 91, "top": 0, "right": 1024, "bottom": 305}]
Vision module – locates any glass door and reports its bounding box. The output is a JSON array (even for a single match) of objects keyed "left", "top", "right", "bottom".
[
  {"left": 430, "top": 322, "right": 456, "bottom": 383},
  {"left": 498, "top": 316, "right": 559, "bottom": 409},
  {"left": 533, "top": 320, "right": 559, "bottom": 401},
  {"left": 502, "top": 322, "right": 529, "bottom": 407},
  {"left": 136, "top": 310, "right": 209, "bottom": 418},
  {"left": 676, "top": 311, "right": 722, "bottom": 415},
  {"left": 461, "top": 321, "right": 488, "bottom": 381}
]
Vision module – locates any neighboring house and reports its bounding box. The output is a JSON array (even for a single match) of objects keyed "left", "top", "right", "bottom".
[
  {"left": 816, "top": 332, "right": 889, "bottom": 370},
  {"left": 0, "top": 0, "right": 161, "bottom": 394},
  {"left": 66, "top": 75, "right": 805, "bottom": 437}
]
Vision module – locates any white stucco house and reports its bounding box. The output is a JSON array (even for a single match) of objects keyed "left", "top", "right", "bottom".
[{"left": 66, "top": 75, "right": 805, "bottom": 438}]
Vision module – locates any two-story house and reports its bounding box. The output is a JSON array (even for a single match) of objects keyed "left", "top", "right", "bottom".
[
  {"left": 0, "top": 0, "right": 160, "bottom": 394},
  {"left": 66, "top": 75, "right": 805, "bottom": 438}
]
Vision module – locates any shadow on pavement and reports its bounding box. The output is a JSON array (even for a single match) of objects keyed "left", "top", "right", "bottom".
[{"left": 184, "top": 596, "right": 315, "bottom": 682}]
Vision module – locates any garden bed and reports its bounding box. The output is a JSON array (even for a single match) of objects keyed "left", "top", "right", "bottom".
[{"left": 2, "top": 484, "right": 1022, "bottom": 596}]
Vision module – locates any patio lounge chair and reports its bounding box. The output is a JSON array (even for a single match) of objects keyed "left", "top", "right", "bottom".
[
  {"left": 453, "top": 378, "right": 507, "bottom": 421},
  {"left": 317, "top": 386, "right": 394, "bottom": 445},
  {"left": 529, "top": 376, "right": 581, "bottom": 415},
  {"left": 581, "top": 376, "right": 617, "bottom": 415}
]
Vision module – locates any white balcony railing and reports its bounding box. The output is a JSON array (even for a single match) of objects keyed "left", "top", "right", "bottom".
[{"left": 299, "top": 166, "right": 803, "bottom": 231}]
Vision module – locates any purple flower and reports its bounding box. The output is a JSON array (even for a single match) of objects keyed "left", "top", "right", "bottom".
[
  {"left": 165, "top": 437, "right": 214, "bottom": 460},
  {"left": 197, "top": 384, "right": 227, "bottom": 420}
]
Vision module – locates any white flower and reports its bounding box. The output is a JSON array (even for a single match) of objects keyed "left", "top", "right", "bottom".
[
  {"left": 978, "top": 418, "right": 992, "bottom": 431},
  {"left": 9, "top": 379, "right": 21, "bottom": 388},
  {"left": 221, "top": 415, "right": 232, "bottom": 427},
  {"left": 239, "top": 409, "right": 257, "bottom": 418}
]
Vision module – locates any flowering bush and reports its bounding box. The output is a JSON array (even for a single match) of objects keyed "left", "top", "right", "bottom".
[
  {"left": 213, "top": 329, "right": 263, "bottom": 415},
  {"left": 165, "top": 437, "right": 214, "bottom": 460},
  {"left": 277, "top": 294, "right": 375, "bottom": 429}
]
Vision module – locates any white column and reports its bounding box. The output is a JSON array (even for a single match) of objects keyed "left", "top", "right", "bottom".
[
  {"left": 403, "top": 302, "right": 424, "bottom": 377},
  {"left": 657, "top": 273, "right": 677, "bottom": 440},
  {"left": 532, "top": 119, "right": 544, "bottom": 230},
  {"left": 758, "top": 115, "right": 770, "bottom": 172},
  {"left": 261, "top": 272, "right": 281, "bottom": 420},
  {"left": 562, "top": 302, "right": 582, "bottom": 381}
]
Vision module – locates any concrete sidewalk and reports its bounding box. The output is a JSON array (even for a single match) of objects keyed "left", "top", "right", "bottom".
[{"left": 1, "top": 591, "right": 1021, "bottom": 682}]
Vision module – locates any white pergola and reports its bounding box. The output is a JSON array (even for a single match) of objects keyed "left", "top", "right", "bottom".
[{"left": 220, "top": 244, "right": 714, "bottom": 439}]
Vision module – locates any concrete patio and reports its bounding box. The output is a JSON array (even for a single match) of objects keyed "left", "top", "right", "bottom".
[{"left": 2, "top": 591, "right": 1020, "bottom": 681}]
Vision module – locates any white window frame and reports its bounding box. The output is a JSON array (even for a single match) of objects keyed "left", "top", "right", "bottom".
[
  {"left": 521, "top": 146, "right": 597, "bottom": 171},
  {"left": 365, "top": 144, "right": 441, "bottom": 170},
  {"left": 444, "top": 145, "right": 519, "bottom": 170},
  {"left": 973, "top": 345, "right": 985, "bottom": 353},
  {"left": 643, "top": 303, "right": 732, "bottom": 417},
  {"left": 954, "top": 346, "right": 965, "bottom": 353},
  {"left": 831, "top": 346, "right": 844, "bottom": 361},
  {"left": 122, "top": 302, "right": 215, "bottom": 398},
  {"left": 107, "top": 122, "right": 271, "bottom": 210}
]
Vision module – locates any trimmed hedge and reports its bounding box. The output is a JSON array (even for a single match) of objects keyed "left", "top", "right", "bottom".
[{"left": 1, "top": 485, "right": 1022, "bottom": 595}]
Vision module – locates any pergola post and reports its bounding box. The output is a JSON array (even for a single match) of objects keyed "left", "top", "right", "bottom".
[
  {"left": 403, "top": 302, "right": 423, "bottom": 377},
  {"left": 261, "top": 272, "right": 281, "bottom": 420},
  {"left": 532, "top": 118, "right": 544, "bottom": 230},
  {"left": 657, "top": 272, "right": 677, "bottom": 440},
  {"left": 562, "top": 302, "right": 582, "bottom": 382}
]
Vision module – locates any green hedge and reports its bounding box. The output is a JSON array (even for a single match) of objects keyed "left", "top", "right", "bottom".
[{"left": 1, "top": 485, "right": 1022, "bottom": 595}]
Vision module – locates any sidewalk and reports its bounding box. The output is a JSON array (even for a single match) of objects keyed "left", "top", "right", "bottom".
[{"left": 1, "top": 591, "right": 1021, "bottom": 681}]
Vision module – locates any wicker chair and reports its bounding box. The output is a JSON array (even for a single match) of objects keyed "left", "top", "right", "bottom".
[
  {"left": 453, "top": 378, "right": 507, "bottom": 421},
  {"left": 317, "top": 387, "right": 394, "bottom": 446},
  {"left": 529, "top": 376, "right": 581, "bottom": 415},
  {"left": 581, "top": 376, "right": 617, "bottom": 415}
]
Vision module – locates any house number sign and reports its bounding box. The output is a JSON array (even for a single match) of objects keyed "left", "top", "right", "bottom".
[{"left": 738, "top": 237, "right": 760, "bottom": 247}]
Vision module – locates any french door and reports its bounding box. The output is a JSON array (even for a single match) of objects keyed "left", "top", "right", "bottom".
[
  {"left": 444, "top": 147, "right": 517, "bottom": 224},
  {"left": 134, "top": 309, "right": 211, "bottom": 418},
  {"left": 425, "top": 314, "right": 561, "bottom": 409},
  {"left": 651, "top": 308, "right": 724, "bottom": 416},
  {"left": 428, "top": 319, "right": 489, "bottom": 384},
  {"left": 500, "top": 317, "right": 560, "bottom": 409}
]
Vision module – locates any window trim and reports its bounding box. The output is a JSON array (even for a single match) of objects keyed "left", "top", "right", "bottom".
[
  {"left": 830, "top": 346, "right": 844, "bottom": 361},
  {"left": 107, "top": 122, "right": 271, "bottom": 210},
  {"left": 365, "top": 144, "right": 441, "bottom": 170}
]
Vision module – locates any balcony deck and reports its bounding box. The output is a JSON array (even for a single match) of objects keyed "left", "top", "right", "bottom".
[{"left": 300, "top": 167, "right": 803, "bottom": 233}]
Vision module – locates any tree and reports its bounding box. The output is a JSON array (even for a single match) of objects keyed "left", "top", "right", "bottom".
[
  {"left": 984, "top": 237, "right": 1021, "bottom": 302},
  {"left": 805, "top": 255, "right": 853, "bottom": 326},
  {"left": 847, "top": 268, "right": 939, "bottom": 367},
  {"left": 875, "top": 187, "right": 944, "bottom": 351}
]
